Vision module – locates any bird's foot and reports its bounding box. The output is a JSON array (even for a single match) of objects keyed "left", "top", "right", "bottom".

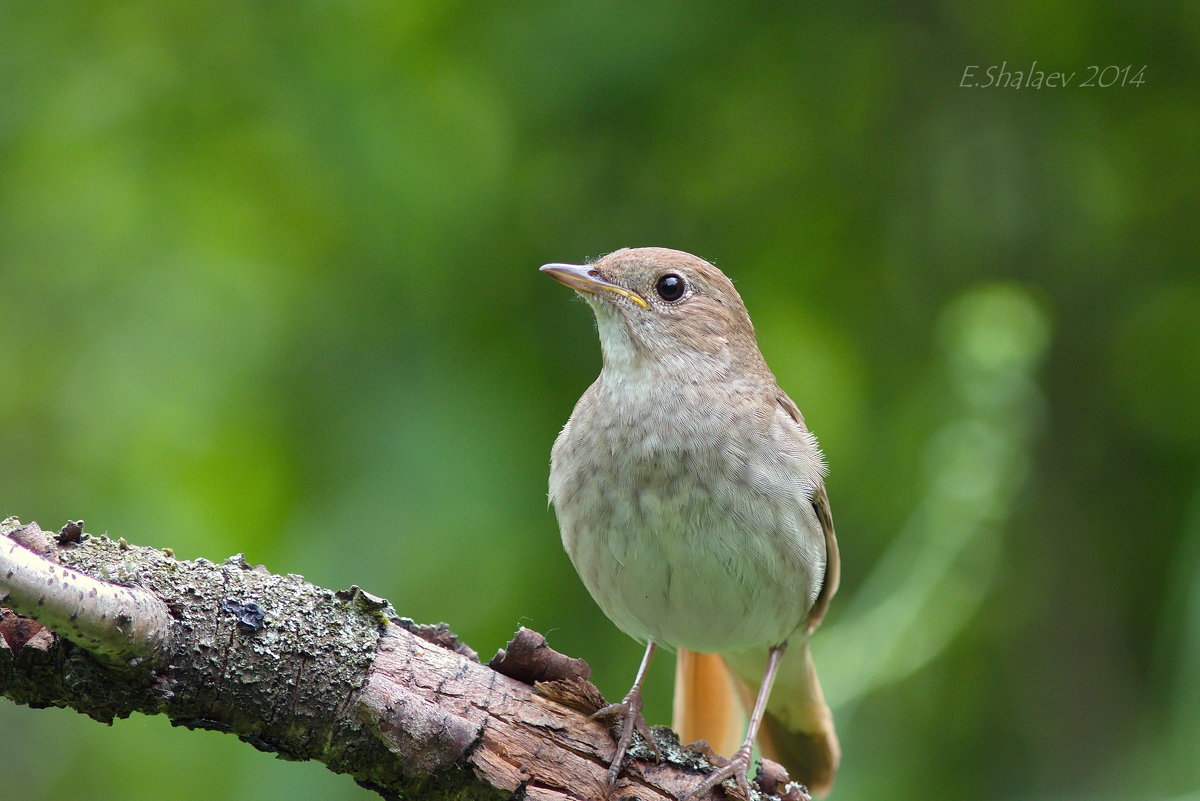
[
  {"left": 681, "top": 744, "right": 754, "bottom": 801},
  {"left": 591, "top": 686, "right": 661, "bottom": 788}
]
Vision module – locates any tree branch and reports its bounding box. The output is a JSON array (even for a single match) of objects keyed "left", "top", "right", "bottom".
[
  {"left": 0, "top": 517, "right": 805, "bottom": 801},
  {"left": 2, "top": 521, "right": 172, "bottom": 664}
]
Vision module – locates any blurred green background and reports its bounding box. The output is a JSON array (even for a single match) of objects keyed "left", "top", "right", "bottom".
[{"left": 1, "top": 4, "right": 1196, "bottom": 800}]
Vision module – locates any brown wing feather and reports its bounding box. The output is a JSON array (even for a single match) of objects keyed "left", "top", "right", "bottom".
[
  {"left": 805, "top": 482, "right": 839, "bottom": 634},
  {"left": 773, "top": 389, "right": 840, "bottom": 633}
]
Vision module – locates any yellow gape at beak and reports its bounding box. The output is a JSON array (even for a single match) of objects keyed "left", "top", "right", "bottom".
[{"left": 540, "top": 263, "right": 650, "bottom": 309}]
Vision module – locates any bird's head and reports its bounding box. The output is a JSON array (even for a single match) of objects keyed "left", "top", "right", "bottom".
[{"left": 541, "top": 247, "right": 765, "bottom": 376}]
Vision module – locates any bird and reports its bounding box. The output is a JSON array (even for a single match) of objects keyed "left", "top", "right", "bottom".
[{"left": 541, "top": 247, "right": 840, "bottom": 799}]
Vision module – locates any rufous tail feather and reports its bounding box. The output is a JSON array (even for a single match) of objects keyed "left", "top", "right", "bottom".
[{"left": 672, "top": 648, "right": 744, "bottom": 758}]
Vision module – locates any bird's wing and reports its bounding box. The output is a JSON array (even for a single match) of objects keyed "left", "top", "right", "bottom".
[
  {"left": 805, "top": 482, "right": 840, "bottom": 634},
  {"left": 773, "top": 389, "right": 840, "bottom": 633}
]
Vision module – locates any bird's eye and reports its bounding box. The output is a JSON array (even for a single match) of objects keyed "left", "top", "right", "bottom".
[{"left": 655, "top": 274, "right": 686, "bottom": 302}]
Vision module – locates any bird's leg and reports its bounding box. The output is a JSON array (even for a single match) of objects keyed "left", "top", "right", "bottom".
[
  {"left": 591, "top": 640, "right": 661, "bottom": 787},
  {"left": 682, "top": 643, "right": 788, "bottom": 801}
]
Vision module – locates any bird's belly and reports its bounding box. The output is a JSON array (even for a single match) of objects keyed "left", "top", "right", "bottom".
[{"left": 558, "top": 464, "right": 822, "bottom": 653}]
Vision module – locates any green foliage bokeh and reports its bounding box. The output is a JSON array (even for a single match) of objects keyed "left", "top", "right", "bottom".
[{"left": 1, "top": 5, "right": 1196, "bottom": 800}]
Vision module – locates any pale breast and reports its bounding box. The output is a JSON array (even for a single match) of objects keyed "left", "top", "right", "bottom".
[{"left": 549, "top": 378, "right": 827, "bottom": 652}]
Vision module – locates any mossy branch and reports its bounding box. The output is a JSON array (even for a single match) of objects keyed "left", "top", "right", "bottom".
[{"left": 0, "top": 517, "right": 801, "bottom": 801}]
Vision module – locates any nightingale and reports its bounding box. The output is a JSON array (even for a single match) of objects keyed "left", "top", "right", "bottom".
[{"left": 542, "top": 247, "right": 840, "bottom": 799}]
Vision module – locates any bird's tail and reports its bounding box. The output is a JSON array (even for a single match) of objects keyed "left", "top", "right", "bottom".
[
  {"left": 673, "top": 644, "right": 840, "bottom": 797},
  {"left": 673, "top": 649, "right": 745, "bottom": 757}
]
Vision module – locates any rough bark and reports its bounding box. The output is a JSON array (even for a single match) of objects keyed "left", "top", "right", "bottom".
[{"left": 0, "top": 517, "right": 806, "bottom": 801}]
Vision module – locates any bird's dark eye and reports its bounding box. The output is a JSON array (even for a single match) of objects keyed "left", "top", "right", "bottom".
[{"left": 655, "top": 274, "right": 686, "bottom": 302}]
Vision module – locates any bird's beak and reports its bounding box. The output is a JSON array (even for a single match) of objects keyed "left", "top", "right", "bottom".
[{"left": 540, "top": 263, "right": 650, "bottom": 310}]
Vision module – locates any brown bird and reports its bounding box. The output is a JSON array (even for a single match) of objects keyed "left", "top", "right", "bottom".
[{"left": 542, "top": 247, "right": 840, "bottom": 798}]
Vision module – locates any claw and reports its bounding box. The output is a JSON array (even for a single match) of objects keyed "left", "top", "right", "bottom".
[
  {"left": 592, "top": 641, "right": 660, "bottom": 790},
  {"left": 680, "top": 745, "right": 754, "bottom": 801},
  {"left": 592, "top": 686, "right": 661, "bottom": 788}
]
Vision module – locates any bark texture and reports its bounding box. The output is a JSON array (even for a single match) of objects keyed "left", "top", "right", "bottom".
[{"left": 0, "top": 517, "right": 807, "bottom": 801}]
